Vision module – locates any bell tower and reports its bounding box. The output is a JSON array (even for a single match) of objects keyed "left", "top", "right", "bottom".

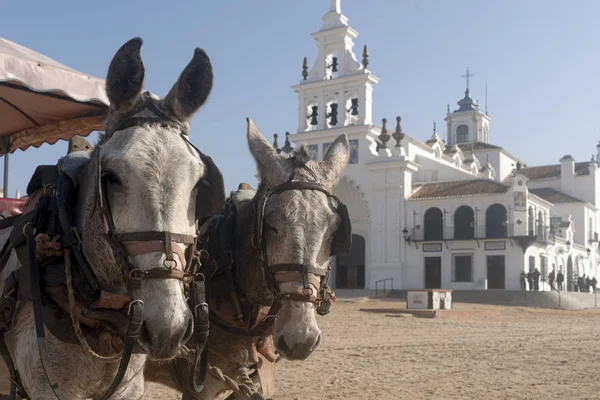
[
  {"left": 444, "top": 68, "right": 491, "bottom": 147},
  {"left": 291, "top": 0, "right": 379, "bottom": 133}
]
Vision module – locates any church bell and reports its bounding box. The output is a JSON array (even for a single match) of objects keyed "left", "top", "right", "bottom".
[
  {"left": 307, "top": 105, "right": 319, "bottom": 126},
  {"left": 328, "top": 103, "right": 338, "bottom": 126},
  {"left": 329, "top": 56, "right": 338, "bottom": 73},
  {"left": 349, "top": 98, "right": 359, "bottom": 116}
]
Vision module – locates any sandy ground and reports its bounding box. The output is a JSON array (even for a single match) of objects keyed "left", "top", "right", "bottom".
[{"left": 144, "top": 298, "right": 600, "bottom": 399}]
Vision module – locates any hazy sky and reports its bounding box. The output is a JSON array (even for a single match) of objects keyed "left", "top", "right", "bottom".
[{"left": 2, "top": 0, "right": 600, "bottom": 195}]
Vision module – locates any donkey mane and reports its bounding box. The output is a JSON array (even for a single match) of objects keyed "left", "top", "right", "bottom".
[{"left": 254, "top": 144, "right": 314, "bottom": 194}]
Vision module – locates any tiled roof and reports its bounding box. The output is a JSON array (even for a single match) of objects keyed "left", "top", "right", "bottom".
[
  {"left": 528, "top": 188, "right": 585, "bottom": 204},
  {"left": 520, "top": 162, "right": 590, "bottom": 180},
  {"left": 410, "top": 179, "right": 510, "bottom": 200},
  {"left": 457, "top": 141, "right": 503, "bottom": 151}
]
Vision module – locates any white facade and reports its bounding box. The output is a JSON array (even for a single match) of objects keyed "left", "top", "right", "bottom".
[{"left": 287, "top": 2, "right": 600, "bottom": 292}]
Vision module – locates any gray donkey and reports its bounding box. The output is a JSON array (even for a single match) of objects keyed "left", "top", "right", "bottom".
[
  {"left": 0, "top": 37, "right": 224, "bottom": 399},
  {"left": 146, "top": 119, "right": 351, "bottom": 399}
]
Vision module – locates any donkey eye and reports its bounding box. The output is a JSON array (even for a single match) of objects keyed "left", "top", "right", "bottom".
[
  {"left": 264, "top": 222, "right": 278, "bottom": 234},
  {"left": 102, "top": 171, "right": 122, "bottom": 186}
]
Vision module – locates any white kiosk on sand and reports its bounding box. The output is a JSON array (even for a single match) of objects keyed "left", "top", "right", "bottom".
[{"left": 406, "top": 289, "right": 453, "bottom": 310}]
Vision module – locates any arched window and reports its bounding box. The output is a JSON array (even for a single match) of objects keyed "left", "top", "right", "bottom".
[
  {"left": 454, "top": 206, "right": 475, "bottom": 239},
  {"left": 456, "top": 124, "right": 469, "bottom": 143},
  {"left": 537, "top": 210, "right": 544, "bottom": 241},
  {"left": 486, "top": 204, "right": 508, "bottom": 238},
  {"left": 528, "top": 207, "right": 535, "bottom": 236},
  {"left": 483, "top": 125, "right": 489, "bottom": 142},
  {"left": 424, "top": 207, "right": 444, "bottom": 241}
]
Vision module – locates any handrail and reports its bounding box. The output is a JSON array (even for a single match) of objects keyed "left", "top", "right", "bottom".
[{"left": 375, "top": 277, "right": 393, "bottom": 296}]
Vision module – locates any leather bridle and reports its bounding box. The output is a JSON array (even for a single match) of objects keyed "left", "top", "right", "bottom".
[
  {"left": 253, "top": 162, "right": 350, "bottom": 317},
  {"left": 28, "top": 93, "right": 210, "bottom": 400},
  {"left": 95, "top": 146, "right": 198, "bottom": 285},
  {"left": 89, "top": 92, "right": 212, "bottom": 398}
]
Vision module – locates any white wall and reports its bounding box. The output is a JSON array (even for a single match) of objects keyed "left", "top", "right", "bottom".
[
  {"left": 525, "top": 178, "right": 561, "bottom": 190},
  {"left": 413, "top": 155, "right": 478, "bottom": 184},
  {"left": 498, "top": 152, "right": 518, "bottom": 181},
  {"left": 552, "top": 203, "right": 585, "bottom": 244},
  {"left": 403, "top": 240, "right": 525, "bottom": 290},
  {"left": 574, "top": 174, "right": 595, "bottom": 205}
]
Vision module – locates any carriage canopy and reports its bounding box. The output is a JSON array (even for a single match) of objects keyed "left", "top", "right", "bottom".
[{"left": 0, "top": 36, "right": 108, "bottom": 155}]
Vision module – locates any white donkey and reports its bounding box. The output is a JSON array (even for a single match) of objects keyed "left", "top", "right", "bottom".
[{"left": 0, "top": 37, "right": 224, "bottom": 399}]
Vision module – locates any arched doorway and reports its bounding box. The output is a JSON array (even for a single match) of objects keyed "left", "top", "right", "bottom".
[
  {"left": 336, "top": 234, "right": 366, "bottom": 289},
  {"left": 424, "top": 207, "right": 443, "bottom": 240},
  {"left": 567, "top": 256, "right": 573, "bottom": 292},
  {"left": 486, "top": 203, "right": 507, "bottom": 238}
]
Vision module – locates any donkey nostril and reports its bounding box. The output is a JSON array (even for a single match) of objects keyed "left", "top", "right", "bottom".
[
  {"left": 181, "top": 317, "right": 194, "bottom": 345},
  {"left": 276, "top": 336, "right": 289, "bottom": 354},
  {"left": 311, "top": 333, "right": 322, "bottom": 351}
]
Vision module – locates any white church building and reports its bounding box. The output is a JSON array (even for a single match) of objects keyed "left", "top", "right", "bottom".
[{"left": 285, "top": 1, "right": 599, "bottom": 292}]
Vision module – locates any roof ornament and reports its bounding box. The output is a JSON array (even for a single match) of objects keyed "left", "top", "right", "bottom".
[
  {"left": 282, "top": 132, "right": 293, "bottom": 154},
  {"left": 430, "top": 121, "right": 440, "bottom": 141},
  {"left": 392, "top": 116, "right": 405, "bottom": 147},
  {"left": 272, "top": 133, "right": 281, "bottom": 154},
  {"left": 451, "top": 131, "right": 459, "bottom": 152},
  {"left": 302, "top": 57, "right": 309, "bottom": 80},
  {"left": 511, "top": 159, "right": 527, "bottom": 177},
  {"left": 362, "top": 44, "right": 369, "bottom": 70},
  {"left": 376, "top": 118, "right": 390, "bottom": 151}
]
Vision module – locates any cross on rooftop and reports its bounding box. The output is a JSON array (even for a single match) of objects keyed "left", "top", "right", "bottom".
[{"left": 461, "top": 67, "right": 475, "bottom": 91}]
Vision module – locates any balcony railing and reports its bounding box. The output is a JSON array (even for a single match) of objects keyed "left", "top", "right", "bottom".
[
  {"left": 534, "top": 226, "right": 551, "bottom": 244},
  {"left": 410, "top": 224, "right": 553, "bottom": 242}
]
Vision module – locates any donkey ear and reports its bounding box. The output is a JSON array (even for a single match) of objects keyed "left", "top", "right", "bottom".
[
  {"left": 106, "top": 37, "right": 145, "bottom": 110},
  {"left": 323, "top": 133, "right": 350, "bottom": 184},
  {"left": 164, "top": 48, "right": 213, "bottom": 123},
  {"left": 247, "top": 118, "right": 285, "bottom": 185}
]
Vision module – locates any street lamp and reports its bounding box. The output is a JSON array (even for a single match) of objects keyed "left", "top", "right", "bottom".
[{"left": 402, "top": 228, "right": 411, "bottom": 245}]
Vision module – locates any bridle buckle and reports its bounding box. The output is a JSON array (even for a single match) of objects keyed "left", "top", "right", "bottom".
[{"left": 127, "top": 299, "right": 144, "bottom": 317}]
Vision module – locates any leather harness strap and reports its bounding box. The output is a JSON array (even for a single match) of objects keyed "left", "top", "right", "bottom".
[{"left": 122, "top": 241, "right": 189, "bottom": 270}]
